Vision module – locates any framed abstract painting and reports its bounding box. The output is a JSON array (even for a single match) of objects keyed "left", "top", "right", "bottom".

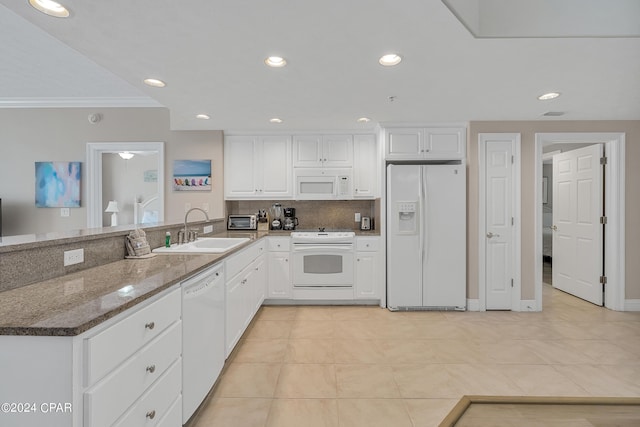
[{"left": 35, "top": 161, "right": 81, "bottom": 207}]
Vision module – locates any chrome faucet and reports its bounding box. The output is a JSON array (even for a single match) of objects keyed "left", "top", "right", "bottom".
[{"left": 183, "top": 208, "right": 210, "bottom": 243}]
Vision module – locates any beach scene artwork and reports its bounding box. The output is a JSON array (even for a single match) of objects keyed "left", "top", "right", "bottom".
[
  {"left": 173, "top": 159, "right": 212, "bottom": 191},
  {"left": 35, "top": 161, "right": 81, "bottom": 207}
]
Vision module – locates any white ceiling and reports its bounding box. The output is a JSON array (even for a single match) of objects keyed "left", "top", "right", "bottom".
[{"left": 1, "top": 1, "right": 639, "bottom": 131}]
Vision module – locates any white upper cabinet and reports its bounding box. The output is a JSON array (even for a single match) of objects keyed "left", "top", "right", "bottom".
[
  {"left": 293, "top": 134, "right": 353, "bottom": 167},
  {"left": 353, "top": 134, "right": 378, "bottom": 198},
  {"left": 385, "top": 126, "right": 466, "bottom": 160},
  {"left": 225, "top": 135, "right": 292, "bottom": 199}
]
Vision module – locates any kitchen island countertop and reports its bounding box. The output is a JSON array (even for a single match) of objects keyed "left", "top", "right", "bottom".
[{"left": 0, "top": 231, "right": 265, "bottom": 337}]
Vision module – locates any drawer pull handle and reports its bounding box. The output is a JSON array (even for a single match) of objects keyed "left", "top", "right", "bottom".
[
  {"left": 146, "top": 365, "right": 156, "bottom": 374},
  {"left": 145, "top": 322, "right": 155, "bottom": 330},
  {"left": 146, "top": 410, "right": 156, "bottom": 419}
]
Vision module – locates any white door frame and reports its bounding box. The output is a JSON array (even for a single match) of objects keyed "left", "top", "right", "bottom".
[
  {"left": 479, "top": 133, "right": 522, "bottom": 311},
  {"left": 86, "top": 142, "right": 165, "bottom": 228},
  {"left": 534, "top": 133, "right": 626, "bottom": 311}
]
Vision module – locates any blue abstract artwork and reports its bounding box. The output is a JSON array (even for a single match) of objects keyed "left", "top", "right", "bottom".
[{"left": 35, "top": 161, "right": 81, "bottom": 207}]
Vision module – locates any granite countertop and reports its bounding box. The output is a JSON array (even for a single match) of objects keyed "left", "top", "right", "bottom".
[
  {"left": 0, "top": 229, "right": 380, "bottom": 337},
  {"left": 0, "top": 233, "right": 264, "bottom": 337}
]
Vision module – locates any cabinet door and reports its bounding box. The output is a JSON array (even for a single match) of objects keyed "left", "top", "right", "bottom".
[
  {"left": 224, "top": 136, "right": 257, "bottom": 198},
  {"left": 385, "top": 128, "right": 423, "bottom": 160},
  {"left": 355, "top": 252, "right": 378, "bottom": 299},
  {"left": 293, "top": 135, "right": 323, "bottom": 167},
  {"left": 323, "top": 135, "right": 353, "bottom": 167},
  {"left": 267, "top": 252, "right": 291, "bottom": 298},
  {"left": 250, "top": 256, "right": 266, "bottom": 313},
  {"left": 353, "top": 134, "right": 377, "bottom": 198},
  {"left": 260, "top": 136, "right": 292, "bottom": 197},
  {"left": 225, "top": 272, "right": 248, "bottom": 356},
  {"left": 423, "top": 127, "right": 466, "bottom": 159}
]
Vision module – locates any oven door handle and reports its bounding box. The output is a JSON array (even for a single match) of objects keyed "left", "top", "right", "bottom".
[{"left": 292, "top": 244, "right": 353, "bottom": 252}]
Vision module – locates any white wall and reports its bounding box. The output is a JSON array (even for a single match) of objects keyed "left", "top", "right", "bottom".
[{"left": 0, "top": 107, "right": 224, "bottom": 236}]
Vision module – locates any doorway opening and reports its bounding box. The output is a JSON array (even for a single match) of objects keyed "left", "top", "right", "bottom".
[
  {"left": 86, "top": 142, "right": 165, "bottom": 229},
  {"left": 535, "top": 133, "right": 625, "bottom": 311}
]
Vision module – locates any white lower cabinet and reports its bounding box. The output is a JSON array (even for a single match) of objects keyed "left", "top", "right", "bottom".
[
  {"left": 267, "top": 237, "right": 291, "bottom": 299},
  {"left": 83, "top": 287, "right": 182, "bottom": 427},
  {"left": 0, "top": 285, "right": 182, "bottom": 427},
  {"left": 113, "top": 358, "right": 182, "bottom": 427},
  {"left": 225, "top": 240, "right": 266, "bottom": 357},
  {"left": 355, "top": 237, "right": 381, "bottom": 299}
]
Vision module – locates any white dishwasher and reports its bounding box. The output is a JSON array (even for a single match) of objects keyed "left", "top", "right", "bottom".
[{"left": 182, "top": 263, "right": 225, "bottom": 423}]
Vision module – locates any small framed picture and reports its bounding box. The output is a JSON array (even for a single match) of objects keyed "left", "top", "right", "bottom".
[{"left": 173, "top": 160, "right": 212, "bottom": 191}]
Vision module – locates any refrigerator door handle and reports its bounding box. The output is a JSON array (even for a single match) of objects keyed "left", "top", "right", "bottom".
[
  {"left": 420, "top": 167, "right": 427, "bottom": 265},
  {"left": 420, "top": 166, "right": 429, "bottom": 265}
]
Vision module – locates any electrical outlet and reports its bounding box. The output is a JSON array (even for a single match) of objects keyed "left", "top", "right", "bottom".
[
  {"left": 355, "top": 212, "right": 361, "bottom": 222},
  {"left": 64, "top": 248, "right": 84, "bottom": 266},
  {"left": 60, "top": 208, "right": 70, "bottom": 217},
  {"left": 203, "top": 225, "right": 213, "bottom": 234}
]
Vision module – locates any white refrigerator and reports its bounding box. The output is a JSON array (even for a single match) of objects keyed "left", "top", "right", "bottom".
[{"left": 386, "top": 163, "right": 466, "bottom": 310}]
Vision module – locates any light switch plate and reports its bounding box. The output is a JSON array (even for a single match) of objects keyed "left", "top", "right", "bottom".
[
  {"left": 203, "top": 225, "right": 213, "bottom": 234},
  {"left": 355, "top": 212, "right": 361, "bottom": 222}
]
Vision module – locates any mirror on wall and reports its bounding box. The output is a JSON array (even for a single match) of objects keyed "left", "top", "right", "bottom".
[{"left": 87, "top": 142, "right": 165, "bottom": 228}]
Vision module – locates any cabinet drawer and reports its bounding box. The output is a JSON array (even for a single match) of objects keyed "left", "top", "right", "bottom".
[
  {"left": 113, "top": 358, "right": 181, "bottom": 427},
  {"left": 226, "top": 240, "right": 266, "bottom": 279},
  {"left": 84, "top": 321, "right": 181, "bottom": 427},
  {"left": 356, "top": 237, "right": 380, "bottom": 252},
  {"left": 156, "top": 395, "right": 182, "bottom": 427},
  {"left": 85, "top": 288, "right": 181, "bottom": 386},
  {"left": 268, "top": 237, "right": 290, "bottom": 251}
]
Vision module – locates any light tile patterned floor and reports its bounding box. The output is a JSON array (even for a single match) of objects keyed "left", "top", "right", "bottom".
[{"left": 190, "top": 284, "right": 640, "bottom": 426}]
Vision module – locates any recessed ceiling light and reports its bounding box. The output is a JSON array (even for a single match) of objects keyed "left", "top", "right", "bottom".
[
  {"left": 538, "top": 92, "right": 560, "bottom": 100},
  {"left": 29, "top": 0, "right": 70, "bottom": 18},
  {"left": 269, "top": 118, "right": 283, "bottom": 123},
  {"left": 143, "top": 78, "right": 166, "bottom": 88},
  {"left": 118, "top": 152, "right": 134, "bottom": 160},
  {"left": 196, "top": 114, "right": 210, "bottom": 120},
  {"left": 357, "top": 117, "right": 371, "bottom": 123},
  {"left": 264, "top": 56, "right": 287, "bottom": 68},
  {"left": 379, "top": 53, "right": 402, "bottom": 66}
]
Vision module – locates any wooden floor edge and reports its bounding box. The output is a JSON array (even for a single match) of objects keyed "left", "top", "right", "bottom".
[{"left": 438, "top": 395, "right": 640, "bottom": 427}]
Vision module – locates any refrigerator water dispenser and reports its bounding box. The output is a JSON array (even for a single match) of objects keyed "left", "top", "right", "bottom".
[{"left": 396, "top": 201, "right": 417, "bottom": 234}]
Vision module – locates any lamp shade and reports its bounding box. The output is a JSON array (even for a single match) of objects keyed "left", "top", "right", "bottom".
[{"left": 105, "top": 201, "right": 119, "bottom": 213}]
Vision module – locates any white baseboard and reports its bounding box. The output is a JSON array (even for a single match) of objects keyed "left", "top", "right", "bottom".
[
  {"left": 624, "top": 299, "right": 640, "bottom": 311},
  {"left": 466, "top": 299, "right": 480, "bottom": 311},
  {"left": 519, "top": 300, "right": 539, "bottom": 312}
]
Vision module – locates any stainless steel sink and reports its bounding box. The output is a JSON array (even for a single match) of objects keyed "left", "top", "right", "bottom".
[{"left": 152, "top": 237, "right": 250, "bottom": 254}]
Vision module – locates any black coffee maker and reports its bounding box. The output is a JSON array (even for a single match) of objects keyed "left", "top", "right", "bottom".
[{"left": 283, "top": 207, "right": 298, "bottom": 231}]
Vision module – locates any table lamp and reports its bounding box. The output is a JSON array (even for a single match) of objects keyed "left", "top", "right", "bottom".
[{"left": 105, "top": 201, "right": 119, "bottom": 226}]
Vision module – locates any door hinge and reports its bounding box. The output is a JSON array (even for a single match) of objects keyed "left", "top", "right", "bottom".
[
  {"left": 600, "top": 216, "right": 607, "bottom": 224},
  {"left": 600, "top": 156, "right": 608, "bottom": 165},
  {"left": 512, "top": 217, "right": 514, "bottom": 226},
  {"left": 511, "top": 155, "right": 514, "bottom": 164},
  {"left": 511, "top": 278, "right": 514, "bottom": 287},
  {"left": 600, "top": 276, "right": 607, "bottom": 284}
]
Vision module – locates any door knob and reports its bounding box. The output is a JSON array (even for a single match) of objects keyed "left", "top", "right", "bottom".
[
  {"left": 486, "top": 232, "right": 500, "bottom": 238},
  {"left": 551, "top": 225, "right": 558, "bottom": 231}
]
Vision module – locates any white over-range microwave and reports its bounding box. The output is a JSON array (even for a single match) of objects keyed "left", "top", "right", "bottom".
[{"left": 294, "top": 168, "right": 352, "bottom": 200}]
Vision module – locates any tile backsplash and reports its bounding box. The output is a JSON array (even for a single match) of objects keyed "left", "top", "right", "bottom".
[{"left": 226, "top": 199, "right": 380, "bottom": 231}]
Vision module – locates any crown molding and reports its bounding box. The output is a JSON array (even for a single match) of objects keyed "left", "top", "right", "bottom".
[{"left": 0, "top": 97, "right": 163, "bottom": 108}]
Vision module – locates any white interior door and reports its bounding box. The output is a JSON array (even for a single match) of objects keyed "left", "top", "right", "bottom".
[
  {"left": 552, "top": 144, "right": 604, "bottom": 305},
  {"left": 485, "top": 140, "right": 514, "bottom": 309}
]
